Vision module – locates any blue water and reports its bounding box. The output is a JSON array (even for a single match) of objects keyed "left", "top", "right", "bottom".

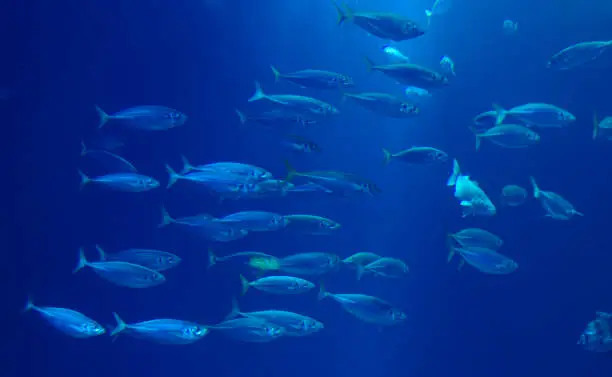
[{"left": 10, "top": 0, "right": 612, "bottom": 376}]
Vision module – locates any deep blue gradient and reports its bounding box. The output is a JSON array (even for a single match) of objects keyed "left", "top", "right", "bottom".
[{"left": 11, "top": 0, "right": 612, "bottom": 377}]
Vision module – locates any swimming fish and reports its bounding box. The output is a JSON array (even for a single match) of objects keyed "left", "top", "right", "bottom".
[
  {"left": 23, "top": 298, "right": 105, "bottom": 338},
  {"left": 357, "top": 257, "right": 409, "bottom": 280},
  {"left": 278, "top": 252, "right": 340, "bottom": 276},
  {"left": 446, "top": 159, "right": 496, "bottom": 217},
  {"left": 343, "top": 92, "right": 419, "bottom": 118},
  {"left": 239, "top": 275, "right": 315, "bottom": 295},
  {"left": 235, "top": 109, "right": 318, "bottom": 129},
  {"left": 342, "top": 252, "right": 382, "bottom": 268},
  {"left": 110, "top": 313, "right": 208, "bottom": 344},
  {"left": 500, "top": 185, "right": 528, "bottom": 207},
  {"left": 284, "top": 214, "right": 341, "bottom": 235},
  {"left": 95, "top": 245, "right": 181, "bottom": 272},
  {"left": 285, "top": 161, "right": 381, "bottom": 196},
  {"left": 548, "top": 40, "right": 612, "bottom": 70},
  {"left": 270, "top": 66, "right": 354, "bottom": 89},
  {"left": 78, "top": 170, "right": 159, "bottom": 192},
  {"left": 448, "top": 246, "right": 518, "bottom": 274},
  {"left": 473, "top": 124, "right": 540, "bottom": 150},
  {"left": 96, "top": 105, "right": 187, "bottom": 130},
  {"left": 248, "top": 81, "right": 339, "bottom": 118},
  {"left": 530, "top": 176, "right": 583, "bottom": 220},
  {"left": 578, "top": 312, "right": 612, "bottom": 353},
  {"left": 217, "top": 211, "right": 287, "bottom": 232},
  {"left": 364, "top": 58, "right": 449, "bottom": 88},
  {"left": 493, "top": 103, "right": 575, "bottom": 128},
  {"left": 207, "top": 317, "right": 285, "bottom": 343},
  {"left": 382, "top": 146, "right": 448, "bottom": 165},
  {"left": 448, "top": 228, "right": 503, "bottom": 251}
]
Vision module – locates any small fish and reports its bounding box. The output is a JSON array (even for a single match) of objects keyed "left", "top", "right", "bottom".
[
  {"left": 503, "top": 20, "right": 518, "bottom": 35},
  {"left": 334, "top": 2, "right": 425, "bottom": 41},
  {"left": 23, "top": 298, "right": 105, "bottom": 338},
  {"left": 95, "top": 245, "right": 181, "bottom": 272},
  {"left": 208, "top": 249, "right": 279, "bottom": 269},
  {"left": 530, "top": 177, "right": 583, "bottom": 220},
  {"left": 235, "top": 109, "right": 318, "bottom": 129},
  {"left": 95, "top": 105, "right": 187, "bottom": 130},
  {"left": 425, "top": 0, "right": 452, "bottom": 25},
  {"left": 239, "top": 275, "right": 315, "bottom": 295},
  {"left": 364, "top": 58, "right": 449, "bottom": 88},
  {"left": 78, "top": 170, "right": 159, "bottom": 192},
  {"left": 382, "top": 45, "right": 410, "bottom": 63},
  {"left": 80, "top": 142, "right": 137, "bottom": 173},
  {"left": 218, "top": 211, "right": 287, "bottom": 232},
  {"left": 208, "top": 317, "right": 285, "bottom": 343},
  {"left": 382, "top": 146, "right": 448, "bottom": 165},
  {"left": 342, "top": 252, "right": 382, "bottom": 267},
  {"left": 227, "top": 300, "right": 323, "bottom": 337},
  {"left": 448, "top": 246, "right": 518, "bottom": 274},
  {"left": 284, "top": 214, "right": 341, "bottom": 235},
  {"left": 270, "top": 66, "right": 354, "bottom": 89},
  {"left": 279, "top": 252, "right": 340, "bottom": 276},
  {"left": 578, "top": 312, "right": 612, "bottom": 353},
  {"left": 548, "top": 40, "right": 612, "bottom": 70},
  {"left": 344, "top": 92, "right": 419, "bottom": 118},
  {"left": 73, "top": 248, "right": 165, "bottom": 288},
  {"left": 285, "top": 161, "right": 381, "bottom": 196},
  {"left": 282, "top": 135, "right": 322, "bottom": 153},
  {"left": 473, "top": 124, "right": 540, "bottom": 150},
  {"left": 500, "top": 185, "right": 527, "bottom": 207},
  {"left": 493, "top": 103, "right": 576, "bottom": 128},
  {"left": 248, "top": 82, "right": 339, "bottom": 118},
  {"left": 318, "top": 284, "right": 406, "bottom": 325},
  {"left": 110, "top": 313, "right": 208, "bottom": 344},
  {"left": 448, "top": 228, "right": 503, "bottom": 251},
  {"left": 404, "top": 86, "right": 431, "bottom": 102},
  {"left": 357, "top": 257, "right": 409, "bottom": 280}
]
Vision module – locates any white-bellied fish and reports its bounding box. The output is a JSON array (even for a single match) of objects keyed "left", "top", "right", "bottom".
[
  {"left": 473, "top": 124, "right": 540, "bottom": 150},
  {"left": 344, "top": 92, "right": 419, "bottom": 118},
  {"left": 239, "top": 275, "right": 315, "bottom": 295},
  {"left": 284, "top": 214, "right": 341, "bottom": 235},
  {"left": 207, "top": 317, "right": 285, "bottom": 343},
  {"left": 364, "top": 58, "right": 449, "bottom": 88},
  {"left": 334, "top": 2, "right": 425, "bottom": 41},
  {"left": 73, "top": 248, "right": 165, "bottom": 288},
  {"left": 217, "top": 211, "right": 287, "bottom": 232},
  {"left": 110, "top": 313, "right": 208, "bottom": 344},
  {"left": 448, "top": 246, "right": 518, "bottom": 274},
  {"left": 23, "top": 298, "right": 105, "bottom": 338},
  {"left": 279, "top": 252, "right": 340, "bottom": 276},
  {"left": 447, "top": 159, "right": 496, "bottom": 217},
  {"left": 530, "top": 176, "right": 583, "bottom": 220},
  {"left": 448, "top": 228, "right": 503, "bottom": 251},
  {"left": 208, "top": 249, "right": 279, "bottom": 269},
  {"left": 248, "top": 81, "right": 339, "bottom": 118},
  {"left": 179, "top": 157, "right": 273, "bottom": 180},
  {"left": 382, "top": 146, "right": 448, "bottom": 165},
  {"left": 318, "top": 284, "right": 406, "bottom": 325},
  {"left": 342, "top": 252, "right": 382, "bottom": 268},
  {"left": 96, "top": 105, "right": 187, "bottom": 130},
  {"left": 285, "top": 161, "right": 382, "bottom": 196},
  {"left": 493, "top": 103, "right": 576, "bottom": 128},
  {"left": 357, "top": 257, "right": 409, "bottom": 280},
  {"left": 78, "top": 170, "right": 159, "bottom": 192},
  {"left": 270, "top": 66, "right": 354, "bottom": 89},
  {"left": 548, "top": 40, "right": 612, "bottom": 70},
  {"left": 95, "top": 245, "right": 181, "bottom": 272},
  {"left": 500, "top": 185, "right": 527, "bottom": 207}
]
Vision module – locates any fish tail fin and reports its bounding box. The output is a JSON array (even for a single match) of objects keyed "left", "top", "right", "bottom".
[
  {"left": 446, "top": 234, "right": 456, "bottom": 263},
  {"left": 23, "top": 296, "right": 35, "bottom": 313},
  {"left": 78, "top": 169, "right": 90, "bottom": 191},
  {"left": 73, "top": 248, "right": 88, "bottom": 273},
  {"left": 364, "top": 57, "right": 376, "bottom": 71},
  {"left": 235, "top": 109, "right": 247, "bottom": 125},
  {"left": 593, "top": 110, "right": 599, "bottom": 140},
  {"left": 110, "top": 312, "right": 127, "bottom": 337},
  {"left": 248, "top": 81, "right": 266, "bottom": 102},
  {"left": 80, "top": 141, "right": 88, "bottom": 156},
  {"left": 95, "top": 105, "right": 110, "bottom": 129},
  {"left": 317, "top": 281, "right": 329, "bottom": 300},
  {"left": 224, "top": 297, "right": 241, "bottom": 321},
  {"left": 158, "top": 205, "right": 175, "bottom": 228},
  {"left": 179, "top": 155, "right": 194, "bottom": 175},
  {"left": 333, "top": 2, "right": 347, "bottom": 25},
  {"left": 425, "top": 9, "right": 432, "bottom": 26},
  {"left": 492, "top": 103, "right": 507, "bottom": 125},
  {"left": 270, "top": 65, "right": 282, "bottom": 83},
  {"left": 529, "top": 176, "right": 540, "bottom": 199},
  {"left": 382, "top": 148, "right": 392, "bottom": 164},
  {"left": 446, "top": 159, "right": 460, "bottom": 187},
  {"left": 95, "top": 244, "right": 107, "bottom": 260},
  {"left": 239, "top": 274, "right": 250, "bottom": 295},
  {"left": 284, "top": 160, "right": 298, "bottom": 182},
  {"left": 356, "top": 265, "right": 365, "bottom": 280},
  {"left": 165, "top": 164, "right": 180, "bottom": 189}
]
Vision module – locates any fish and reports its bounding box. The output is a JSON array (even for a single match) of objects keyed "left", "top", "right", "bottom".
[
  {"left": 493, "top": 103, "right": 575, "bottom": 128},
  {"left": 284, "top": 214, "right": 341, "bottom": 235},
  {"left": 342, "top": 252, "right": 382, "bottom": 267},
  {"left": 23, "top": 298, "right": 105, "bottom": 338},
  {"left": 226, "top": 300, "right": 323, "bottom": 337},
  {"left": 439, "top": 56, "right": 456, "bottom": 76},
  {"left": 270, "top": 66, "right": 354, "bottom": 89},
  {"left": 235, "top": 109, "right": 318, "bottom": 129},
  {"left": 473, "top": 124, "right": 540, "bottom": 150},
  {"left": 343, "top": 92, "right": 419, "bottom": 118},
  {"left": 548, "top": 40, "right": 612, "bottom": 70},
  {"left": 159, "top": 208, "right": 250, "bottom": 242},
  {"left": 78, "top": 170, "right": 159, "bottom": 192},
  {"left": 281, "top": 135, "right": 322, "bottom": 153},
  {"left": 578, "top": 312, "right": 612, "bottom": 353},
  {"left": 448, "top": 228, "right": 503, "bottom": 251},
  {"left": 95, "top": 105, "right": 187, "bottom": 130},
  {"left": 500, "top": 185, "right": 528, "bottom": 207},
  {"left": 95, "top": 245, "right": 181, "bottom": 272},
  {"left": 593, "top": 111, "right": 612, "bottom": 140},
  {"left": 285, "top": 161, "right": 381, "bottom": 196},
  {"left": 334, "top": 2, "right": 425, "bottom": 41},
  {"left": 207, "top": 317, "right": 285, "bottom": 343},
  {"left": 382, "top": 146, "right": 448, "bottom": 165},
  {"left": 364, "top": 58, "right": 449, "bottom": 88},
  {"left": 530, "top": 176, "right": 583, "bottom": 220},
  {"left": 217, "top": 211, "right": 287, "bottom": 232},
  {"left": 357, "top": 257, "right": 409, "bottom": 280},
  {"left": 239, "top": 275, "right": 315, "bottom": 295},
  {"left": 278, "top": 252, "right": 340, "bottom": 276},
  {"left": 248, "top": 81, "right": 339, "bottom": 118},
  {"left": 80, "top": 142, "right": 137, "bottom": 173},
  {"left": 446, "top": 159, "right": 496, "bottom": 217},
  {"left": 110, "top": 313, "right": 208, "bottom": 344},
  {"left": 318, "top": 284, "right": 406, "bottom": 325},
  {"left": 73, "top": 248, "right": 166, "bottom": 288},
  {"left": 179, "top": 157, "right": 273, "bottom": 180},
  {"left": 425, "top": 0, "right": 452, "bottom": 25},
  {"left": 249, "top": 256, "right": 282, "bottom": 272},
  {"left": 208, "top": 249, "right": 279, "bottom": 269},
  {"left": 448, "top": 246, "right": 518, "bottom": 274},
  {"left": 166, "top": 163, "right": 268, "bottom": 190},
  {"left": 382, "top": 45, "right": 410, "bottom": 63}
]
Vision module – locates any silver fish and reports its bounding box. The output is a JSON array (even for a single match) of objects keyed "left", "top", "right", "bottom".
[
  {"left": 270, "top": 66, "right": 354, "bottom": 89},
  {"left": 448, "top": 246, "right": 517, "bottom": 274},
  {"left": 96, "top": 105, "right": 187, "bottom": 130},
  {"left": 239, "top": 275, "right": 315, "bottom": 295},
  {"left": 548, "top": 40, "right": 612, "bottom": 70},
  {"left": 279, "top": 252, "right": 340, "bottom": 276},
  {"left": 23, "top": 298, "right": 105, "bottom": 338},
  {"left": 208, "top": 317, "right": 285, "bottom": 343},
  {"left": 284, "top": 214, "right": 341, "bottom": 235},
  {"left": 358, "top": 257, "right": 409, "bottom": 280},
  {"left": 95, "top": 245, "right": 181, "bottom": 272},
  {"left": 248, "top": 82, "right": 339, "bottom": 118},
  {"left": 78, "top": 170, "right": 159, "bottom": 192},
  {"left": 382, "top": 146, "right": 448, "bottom": 165},
  {"left": 448, "top": 228, "right": 503, "bottom": 251},
  {"left": 110, "top": 313, "right": 208, "bottom": 344},
  {"left": 474, "top": 124, "right": 540, "bottom": 150}
]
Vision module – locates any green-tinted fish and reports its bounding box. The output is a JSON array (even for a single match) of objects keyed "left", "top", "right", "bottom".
[
  {"left": 448, "top": 228, "right": 503, "bottom": 251},
  {"left": 364, "top": 58, "right": 449, "bottom": 88},
  {"left": 239, "top": 274, "right": 315, "bottom": 295},
  {"left": 207, "top": 249, "right": 278, "bottom": 269},
  {"left": 284, "top": 214, "right": 341, "bottom": 235},
  {"left": 474, "top": 125, "right": 540, "bottom": 150},
  {"left": 344, "top": 92, "right": 419, "bottom": 118},
  {"left": 284, "top": 160, "right": 381, "bottom": 196},
  {"left": 270, "top": 66, "right": 354, "bottom": 89},
  {"left": 357, "top": 257, "right": 409, "bottom": 280},
  {"left": 448, "top": 246, "right": 518, "bottom": 275},
  {"left": 248, "top": 81, "right": 339, "bottom": 118},
  {"left": 334, "top": 2, "right": 425, "bottom": 42},
  {"left": 500, "top": 185, "right": 527, "bottom": 207},
  {"left": 382, "top": 146, "right": 448, "bottom": 165},
  {"left": 342, "top": 252, "right": 382, "bottom": 267}
]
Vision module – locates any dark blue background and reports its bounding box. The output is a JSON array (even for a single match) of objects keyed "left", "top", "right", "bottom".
[{"left": 10, "top": 0, "right": 612, "bottom": 376}]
